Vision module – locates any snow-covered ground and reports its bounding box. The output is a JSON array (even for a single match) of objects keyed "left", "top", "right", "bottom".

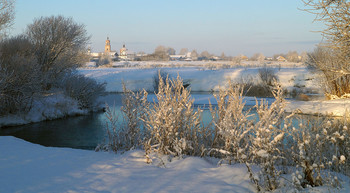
[
  {"left": 79, "top": 65, "right": 319, "bottom": 93},
  {"left": 0, "top": 136, "right": 255, "bottom": 193},
  {"left": 1, "top": 136, "right": 349, "bottom": 193}
]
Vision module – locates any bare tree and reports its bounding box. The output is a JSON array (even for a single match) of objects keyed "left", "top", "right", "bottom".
[
  {"left": 251, "top": 53, "right": 265, "bottom": 63},
  {"left": 179, "top": 48, "right": 188, "bottom": 55},
  {"left": 151, "top": 45, "right": 169, "bottom": 61},
  {"left": 0, "top": 0, "right": 14, "bottom": 37},
  {"left": 220, "top": 52, "right": 226, "bottom": 60},
  {"left": 303, "top": 0, "right": 350, "bottom": 97},
  {"left": 200, "top": 50, "right": 211, "bottom": 58},
  {"left": 286, "top": 51, "right": 300, "bottom": 62},
  {"left": 154, "top": 45, "right": 167, "bottom": 55},
  {"left": 191, "top": 49, "right": 198, "bottom": 60},
  {"left": 300, "top": 51, "right": 308, "bottom": 63},
  {"left": 26, "top": 15, "right": 90, "bottom": 89},
  {"left": 167, "top": 47, "right": 176, "bottom": 55}
]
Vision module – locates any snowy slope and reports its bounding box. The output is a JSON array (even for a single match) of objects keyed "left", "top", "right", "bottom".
[
  {"left": 1, "top": 136, "right": 349, "bottom": 193},
  {"left": 0, "top": 136, "right": 254, "bottom": 193}
]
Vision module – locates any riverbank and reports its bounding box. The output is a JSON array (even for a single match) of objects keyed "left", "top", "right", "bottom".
[
  {"left": 0, "top": 93, "right": 103, "bottom": 128},
  {"left": 286, "top": 98, "right": 350, "bottom": 117}
]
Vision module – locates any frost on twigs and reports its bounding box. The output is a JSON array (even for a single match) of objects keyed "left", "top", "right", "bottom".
[
  {"left": 142, "top": 74, "right": 208, "bottom": 159},
  {"left": 96, "top": 84, "right": 147, "bottom": 153},
  {"left": 96, "top": 74, "right": 350, "bottom": 191},
  {"left": 287, "top": 115, "right": 350, "bottom": 189},
  {"left": 208, "top": 81, "right": 288, "bottom": 191},
  {"left": 208, "top": 82, "right": 253, "bottom": 163},
  {"left": 245, "top": 82, "right": 287, "bottom": 191}
]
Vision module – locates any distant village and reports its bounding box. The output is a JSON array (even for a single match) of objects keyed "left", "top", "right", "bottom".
[{"left": 87, "top": 37, "right": 306, "bottom": 66}]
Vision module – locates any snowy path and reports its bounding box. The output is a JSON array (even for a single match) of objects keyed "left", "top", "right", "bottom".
[{"left": 0, "top": 136, "right": 254, "bottom": 193}]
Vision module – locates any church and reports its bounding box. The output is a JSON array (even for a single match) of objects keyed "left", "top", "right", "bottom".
[
  {"left": 104, "top": 37, "right": 133, "bottom": 61},
  {"left": 88, "top": 37, "right": 135, "bottom": 63}
]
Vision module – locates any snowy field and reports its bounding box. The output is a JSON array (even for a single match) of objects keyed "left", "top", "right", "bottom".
[
  {"left": 1, "top": 136, "right": 349, "bottom": 193},
  {"left": 79, "top": 65, "right": 319, "bottom": 93},
  {"left": 79, "top": 64, "right": 350, "bottom": 117}
]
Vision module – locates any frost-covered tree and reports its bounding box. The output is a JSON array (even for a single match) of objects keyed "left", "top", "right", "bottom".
[
  {"left": 26, "top": 15, "right": 90, "bottom": 89},
  {"left": 167, "top": 47, "right": 176, "bottom": 55},
  {"left": 303, "top": 0, "right": 350, "bottom": 97},
  {"left": 286, "top": 51, "right": 300, "bottom": 63},
  {"left": 190, "top": 49, "right": 198, "bottom": 60},
  {"left": 200, "top": 50, "right": 211, "bottom": 59},
  {"left": 179, "top": 48, "right": 188, "bottom": 55},
  {"left": 0, "top": 0, "right": 14, "bottom": 37}
]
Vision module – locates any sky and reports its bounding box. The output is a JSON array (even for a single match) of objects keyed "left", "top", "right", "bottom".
[{"left": 11, "top": 0, "right": 324, "bottom": 57}]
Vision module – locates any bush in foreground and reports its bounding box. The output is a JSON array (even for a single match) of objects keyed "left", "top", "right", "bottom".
[{"left": 100, "top": 74, "right": 349, "bottom": 192}]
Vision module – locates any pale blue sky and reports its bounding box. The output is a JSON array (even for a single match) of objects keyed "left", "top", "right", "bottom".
[{"left": 11, "top": 0, "right": 323, "bottom": 57}]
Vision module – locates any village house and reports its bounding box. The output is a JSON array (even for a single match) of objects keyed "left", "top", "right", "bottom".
[{"left": 276, "top": 56, "right": 287, "bottom": 62}]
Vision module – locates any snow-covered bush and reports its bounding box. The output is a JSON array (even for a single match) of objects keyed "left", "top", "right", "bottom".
[
  {"left": 208, "top": 82, "right": 253, "bottom": 162},
  {"left": 207, "top": 81, "right": 288, "bottom": 191},
  {"left": 235, "top": 70, "right": 280, "bottom": 98},
  {"left": 153, "top": 69, "right": 170, "bottom": 93},
  {"left": 258, "top": 67, "right": 278, "bottom": 87},
  {"left": 245, "top": 84, "right": 287, "bottom": 191},
  {"left": 119, "top": 85, "right": 148, "bottom": 151},
  {"left": 60, "top": 73, "right": 106, "bottom": 110},
  {"left": 95, "top": 104, "right": 120, "bottom": 152},
  {"left": 142, "top": 75, "right": 206, "bottom": 158},
  {"left": 96, "top": 87, "right": 148, "bottom": 152},
  {"left": 286, "top": 117, "right": 350, "bottom": 189}
]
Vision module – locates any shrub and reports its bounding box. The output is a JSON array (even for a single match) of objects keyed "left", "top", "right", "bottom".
[
  {"left": 0, "top": 35, "right": 41, "bottom": 115},
  {"left": 258, "top": 67, "right": 278, "bottom": 86},
  {"left": 97, "top": 74, "right": 349, "bottom": 191},
  {"left": 209, "top": 82, "right": 287, "bottom": 191},
  {"left": 59, "top": 73, "right": 106, "bottom": 110},
  {"left": 118, "top": 85, "right": 148, "bottom": 151},
  {"left": 143, "top": 75, "right": 206, "bottom": 158},
  {"left": 97, "top": 86, "right": 149, "bottom": 153},
  {"left": 153, "top": 69, "right": 170, "bottom": 93},
  {"left": 208, "top": 82, "right": 253, "bottom": 162},
  {"left": 235, "top": 74, "right": 276, "bottom": 97},
  {"left": 245, "top": 84, "right": 287, "bottom": 191},
  {"left": 285, "top": 117, "right": 350, "bottom": 189}
]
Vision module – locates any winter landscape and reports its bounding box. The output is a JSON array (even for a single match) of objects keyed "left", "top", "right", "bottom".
[{"left": 2, "top": 0, "right": 350, "bottom": 192}]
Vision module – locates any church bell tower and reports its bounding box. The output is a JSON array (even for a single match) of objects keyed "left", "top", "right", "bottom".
[{"left": 105, "top": 37, "right": 111, "bottom": 53}]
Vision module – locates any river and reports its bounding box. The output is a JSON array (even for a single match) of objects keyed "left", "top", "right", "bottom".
[{"left": 0, "top": 93, "right": 273, "bottom": 150}]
